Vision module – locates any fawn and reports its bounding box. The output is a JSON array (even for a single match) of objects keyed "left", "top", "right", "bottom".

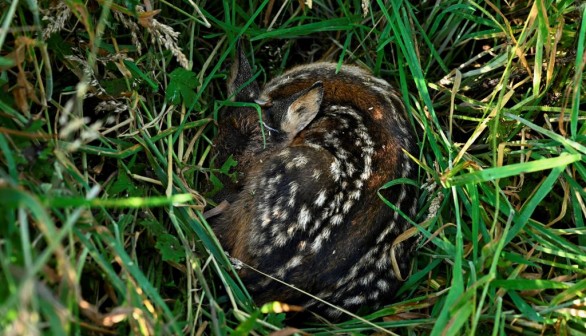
[{"left": 210, "top": 44, "right": 419, "bottom": 319}]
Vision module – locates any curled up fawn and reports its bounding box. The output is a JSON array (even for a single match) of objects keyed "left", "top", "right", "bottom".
[{"left": 209, "top": 43, "right": 419, "bottom": 320}]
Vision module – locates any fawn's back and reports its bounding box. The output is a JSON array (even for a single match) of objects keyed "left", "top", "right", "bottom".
[{"left": 211, "top": 46, "right": 418, "bottom": 319}]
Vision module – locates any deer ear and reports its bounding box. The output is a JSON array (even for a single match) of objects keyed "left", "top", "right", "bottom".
[
  {"left": 281, "top": 82, "right": 324, "bottom": 138},
  {"left": 227, "top": 40, "right": 260, "bottom": 102}
]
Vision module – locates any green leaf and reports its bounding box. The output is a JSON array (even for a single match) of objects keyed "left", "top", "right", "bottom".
[
  {"left": 232, "top": 310, "right": 261, "bottom": 336},
  {"left": 109, "top": 169, "right": 133, "bottom": 195},
  {"left": 41, "top": 194, "right": 192, "bottom": 208},
  {"left": 0, "top": 56, "right": 15, "bottom": 67},
  {"left": 206, "top": 155, "right": 239, "bottom": 197},
  {"left": 505, "top": 165, "right": 566, "bottom": 245},
  {"left": 123, "top": 0, "right": 141, "bottom": 13},
  {"left": 492, "top": 279, "right": 570, "bottom": 291},
  {"left": 139, "top": 218, "right": 165, "bottom": 236},
  {"left": 155, "top": 234, "right": 185, "bottom": 263},
  {"left": 102, "top": 78, "right": 129, "bottom": 96},
  {"left": 252, "top": 17, "right": 357, "bottom": 40},
  {"left": 165, "top": 68, "right": 199, "bottom": 105},
  {"left": 507, "top": 291, "right": 544, "bottom": 322},
  {"left": 46, "top": 34, "right": 73, "bottom": 60},
  {"left": 219, "top": 154, "right": 238, "bottom": 175},
  {"left": 206, "top": 173, "right": 224, "bottom": 197},
  {"left": 117, "top": 213, "right": 134, "bottom": 232},
  {"left": 445, "top": 153, "right": 581, "bottom": 187},
  {"left": 39, "top": 296, "right": 67, "bottom": 334}
]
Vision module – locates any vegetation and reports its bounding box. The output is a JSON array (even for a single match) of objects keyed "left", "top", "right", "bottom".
[{"left": 1, "top": 0, "right": 585, "bottom": 334}]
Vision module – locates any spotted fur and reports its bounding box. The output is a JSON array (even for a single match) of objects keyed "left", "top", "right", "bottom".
[{"left": 210, "top": 45, "right": 419, "bottom": 320}]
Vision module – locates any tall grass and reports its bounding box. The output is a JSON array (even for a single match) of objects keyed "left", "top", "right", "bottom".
[{"left": 0, "top": 0, "right": 585, "bottom": 334}]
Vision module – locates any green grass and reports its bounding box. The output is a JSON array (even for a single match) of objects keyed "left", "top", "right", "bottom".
[{"left": 1, "top": 0, "right": 585, "bottom": 334}]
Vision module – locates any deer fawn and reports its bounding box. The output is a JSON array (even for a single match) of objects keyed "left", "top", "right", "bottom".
[{"left": 210, "top": 44, "right": 419, "bottom": 319}]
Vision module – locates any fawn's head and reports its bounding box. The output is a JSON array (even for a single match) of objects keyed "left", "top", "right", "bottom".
[{"left": 216, "top": 43, "right": 324, "bottom": 171}]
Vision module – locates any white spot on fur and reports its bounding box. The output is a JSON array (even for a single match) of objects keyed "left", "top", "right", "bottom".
[
  {"left": 286, "top": 255, "right": 303, "bottom": 269},
  {"left": 298, "top": 240, "right": 307, "bottom": 250},
  {"left": 289, "top": 182, "right": 299, "bottom": 195},
  {"left": 336, "top": 149, "right": 348, "bottom": 160},
  {"left": 286, "top": 155, "right": 308, "bottom": 169},
  {"left": 343, "top": 200, "right": 353, "bottom": 213},
  {"left": 376, "top": 254, "right": 389, "bottom": 270},
  {"left": 330, "top": 213, "right": 343, "bottom": 225},
  {"left": 261, "top": 212, "right": 271, "bottom": 227},
  {"left": 344, "top": 296, "right": 366, "bottom": 306},
  {"left": 298, "top": 205, "right": 311, "bottom": 230},
  {"left": 315, "top": 189, "right": 327, "bottom": 206},
  {"left": 322, "top": 227, "right": 331, "bottom": 240},
  {"left": 360, "top": 171, "right": 371, "bottom": 180},
  {"left": 287, "top": 196, "right": 296, "bottom": 208},
  {"left": 278, "top": 149, "right": 291, "bottom": 158},
  {"left": 346, "top": 163, "right": 356, "bottom": 176},
  {"left": 376, "top": 279, "right": 390, "bottom": 291},
  {"left": 312, "top": 169, "right": 322, "bottom": 180},
  {"left": 311, "top": 236, "right": 323, "bottom": 251},
  {"left": 360, "top": 272, "right": 376, "bottom": 285},
  {"left": 330, "top": 160, "right": 342, "bottom": 181},
  {"left": 275, "top": 233, "right": 288, "bottom": 247}
]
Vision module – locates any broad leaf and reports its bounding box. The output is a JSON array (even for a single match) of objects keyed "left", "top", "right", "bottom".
[{"left": 165, "top": 68, "right": 198, "bottom": 105}]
